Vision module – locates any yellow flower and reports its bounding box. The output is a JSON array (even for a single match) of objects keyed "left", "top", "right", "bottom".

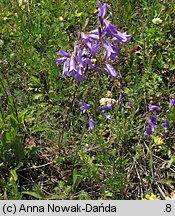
[
  {"left": 91, "top": 58, "right": 96, "bottom": 64},
  {"left": 142, "top": 193, "right": 159, "bottom": 200},
  {"left": 76, "top": 12, "right": 82, "bottom": 17},
  {"left": 59, "top": 16, "right": 64, "bottom": 21},
  {"left": 93, "top": 8, "right": 98, "bottom": 14},
  {"left": 153, "top": 135, "right": 164, "bottom": 145}
]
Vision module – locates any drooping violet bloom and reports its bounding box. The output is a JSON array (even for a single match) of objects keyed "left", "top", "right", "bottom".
[
  {"left": 105, "top": 64, "right": 118, "bottom": 81},
  {"left": 103, "top": 19, "right": 118, "bottom": 37},
  {"left": 145, "top": 126, "right": 153, "bottom": 137},
  {"left": 56, "top": 57, "right": 67, "bottom": 65},
  {"left": 149, "top": 104, "right": 160, "bottom": 112},
  {"left": 62, "top": 58, "right": 70, "bottom": 77},
  {"left": 119, "top": 91, "right": 125, "bottom": 103},
  {"left": 81, "top": 30, "right": 101, "bottom": 58},
  {"left": 59, "top": 48, "right": 70, "bottom": 58},
  {"left": 145, "top": 116, "right": 158, "bottom": 137},
  {"left": 147, "top": 116, "right": 158, "bottom": 132},
  {"left": 69, "top": 55, "right": 77, "bottom": 76},
  {"left": 100, "top": 103, "right": 112, "bottom": 111},
  {"left": 73, "top": 42, "right": 79, "bottom": 54},
  {"left": 79, "top": 102, "right": 92, "bottom": 113},
  {"left": 56, "top": 48, "right": 71, "bottom": 77},
  {"left": 77, "top": 48, "right": 89, "bottom": 68},
  {"left": 56, "top": 48, "right": 70, "bottom": 65},
  {"left": 76, "top": 47, "right": 92, "bottom": 70},
  {"left": 128, "top": 101, "right": 133, "bottom": 111},
  {"left": 86, "top": 42, "right": 101, "bottom": 57},
  {"left": 90, "top": 28, "right": 106, "bottom": 39},
  {"left": 81, "top": 32, "right": 92, "bottom": 43},
  {"left": 112, "top": 31, "right": 132, "bottom": 45},
  {"left": 88, "top": 115, "right": 95, "bottom": 131},
  {"left": 169, "top": 98, "right": 175, "bottom": 107},
  {"left": 162, "top": 120, "right": 170, "bottom": 130},
  {"left": 150, "top": 116, "right": 158, "bottom": 125},
  {"left": 75, "top": 67, "right": 87, "bottom": 82},
  {"left": 98, "top": 2, "right": 109, "bottom": 25},
  {"left": 81, "top": 32, "right": 100, "bottom": 43},
  {"left": 90, "top": 32, "right": 100, "bottom": 41},
  {"left": 97, "top": 3, "right": 132, "bottom": 45},
  {"left": 76, "top": 46, "right": 100, "bottom": 74},
  {"left": 103, "top": 41, "right": 120, "bottom": 61},
  {"left": 101, "top": 111, "right": 113, "bottom": 121}
]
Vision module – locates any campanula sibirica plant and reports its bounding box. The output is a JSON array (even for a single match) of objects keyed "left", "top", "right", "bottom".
[
  {"left": 56, "top": 2, "right": 131, "bottom": 130},
  {"left": 56, "top": 2, "right": 131, "bottom": 83}
]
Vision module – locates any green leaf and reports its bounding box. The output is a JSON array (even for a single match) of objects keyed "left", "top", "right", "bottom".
[
  {"left": 31, "top": 127, "right": 50, "bottom": 133},
  {"left": 6, "top": 163, "right": 23, "bottom": 199},
  {"left": 30, "top": 75, "right": 41, "bottom": 85},
  {"left": 12, "top": 136, "right": 25, "bottom": 163},
  {"left": 22, "top": 191, "right": 48, "bottom": 200},
  {"left": 72, "top": 168, "right": 83, "bottom": 189},
  {"left": 167, "top": 156, "right": 175, "bottom": 168},
  {"left": 22, "top": 186, "right": 48, "bottom": 200},
  {"left": 78, "top": 190, "right": 90, "bottom": 200},
  {"left": 103, "top": 190, "right": 113, "bottom": 198}
]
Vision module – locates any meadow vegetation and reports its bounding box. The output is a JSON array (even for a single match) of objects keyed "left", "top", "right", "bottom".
[{"left": 0, "top": 0, "right": 175, "bottom": 199}]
